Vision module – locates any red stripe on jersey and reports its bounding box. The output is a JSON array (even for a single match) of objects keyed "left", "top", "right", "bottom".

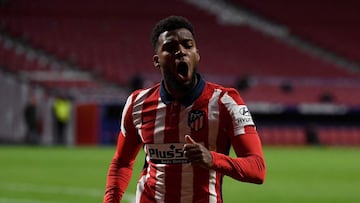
[
  {"left": 164, "top": 166, "right": 182, "bottom": 202},
  {"left": 190, "top": 90, "right": 210, "bottom": 147},
  {"left": 193, "top": 166, "right": 211, "bottom": 202},
  {"left": 164, "top": 102, "right": 182, "bottom": 202}
]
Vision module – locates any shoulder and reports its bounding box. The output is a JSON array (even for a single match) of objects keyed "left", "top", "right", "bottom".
[
  {"left": 121, "top": 83, "right": 161, "bottom": 126},
  {"left": 204, "top": 81, "right": 245, "bottom": 105},
  {"left": 127, "top": 83, "right": 161, "bottom": 104}
]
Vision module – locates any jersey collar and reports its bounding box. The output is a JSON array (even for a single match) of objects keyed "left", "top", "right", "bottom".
[{"left": 160, "top": 74, "right": 205, "bottom": 107}]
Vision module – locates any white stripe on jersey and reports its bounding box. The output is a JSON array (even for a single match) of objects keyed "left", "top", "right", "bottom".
[
  {"left": 154, "top": 97, "right": 166, "bottom": 144},
  {"left": 152, "top": 98, "right": 167, "bottom": 202},
  {"left": 120, "top": 94, "right": 133, "bottom": 136},
  {"left": 180, "top": 164, "right": 194, "bottom": 203},
  {"left": 208, "top": 89, "right": 221, "bottom": 151},
  {"left": 136, "top": 164, "right": 151, "bottom": 203},
  {"left": 155, "top": 169, "right": 166, "bottom": 203},
  {"left": 209, "top": 169, "right": 217, "bottom": 203},
  {"left": 133, "top": 88, "right": 151, "bottom": 139},
  {"left": 208, "top": 89, "right": 222, "bottom": 202}
]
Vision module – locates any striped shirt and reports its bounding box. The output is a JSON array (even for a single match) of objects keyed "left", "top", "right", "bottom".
[{"left": 104, "top": 75, "right": 266, "bottom": 203}]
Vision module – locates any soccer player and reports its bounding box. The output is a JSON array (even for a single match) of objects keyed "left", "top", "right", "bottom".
[{"left": 104, "top": 15, "right": 266, "bottom": 203}]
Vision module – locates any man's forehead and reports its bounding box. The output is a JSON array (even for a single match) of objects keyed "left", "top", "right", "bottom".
[{"left": 159, "top": 28, "right": 194, "bottom": 42}]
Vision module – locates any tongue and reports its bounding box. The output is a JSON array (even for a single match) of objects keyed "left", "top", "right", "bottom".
[{"left": 177, "top": 63, "right": 188, "bottom": 79}]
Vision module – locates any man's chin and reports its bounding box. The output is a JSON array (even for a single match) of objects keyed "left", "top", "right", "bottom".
[{"left": 175, "top": 77, "right": 196, "bottom": 92}]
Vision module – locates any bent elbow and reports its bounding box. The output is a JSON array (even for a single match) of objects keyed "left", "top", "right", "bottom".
[
  {"left": 250, "top": 156, "right": 266, "bottom": 184},
  {"left": 256, "top": 158, "right": 266, "bottom": 184},
  {"left": 254, "top": 170, "right": 266, "bottom": 184}
]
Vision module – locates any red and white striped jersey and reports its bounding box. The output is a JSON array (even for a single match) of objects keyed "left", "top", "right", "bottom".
[{"left": 104, "top": 75, "right": 266, "bottom": 203}]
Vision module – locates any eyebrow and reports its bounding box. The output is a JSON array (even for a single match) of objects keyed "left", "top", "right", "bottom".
[{"left": 163, "top": 37, "right": 193, "bottom": 44}]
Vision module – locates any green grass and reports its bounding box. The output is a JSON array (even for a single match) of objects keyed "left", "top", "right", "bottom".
[{"left": 0, "top": 146, "right": 359, "bottom": 203}]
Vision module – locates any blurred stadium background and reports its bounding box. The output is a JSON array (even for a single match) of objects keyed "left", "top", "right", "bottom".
[{"left": 0, "top": 0, "right": 359, "bottom": 202}]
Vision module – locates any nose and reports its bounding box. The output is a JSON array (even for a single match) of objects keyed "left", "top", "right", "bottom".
[{"left": 175, "top": 45, "right": 186, "bottom": 57}]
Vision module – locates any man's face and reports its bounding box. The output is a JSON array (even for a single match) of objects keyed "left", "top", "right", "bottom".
[{"left": 153, "top": 28, "right": 200, "bottom": 97}]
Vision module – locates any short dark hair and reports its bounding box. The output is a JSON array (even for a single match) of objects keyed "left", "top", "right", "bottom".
[{"left": 151, "top": 16, "right": 195, "bottom": 50}]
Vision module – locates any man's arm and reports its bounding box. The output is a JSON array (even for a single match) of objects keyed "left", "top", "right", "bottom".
[
  {"left": 213, "top": 88, "right": 266, "bottom": 183},
  {"left": 183, "top": 126, "right": 266, "bottom": 184},
  {"left": 211, "top": 126, "right": 266, "bottom": 184},
  {"left": 103, "top": 131, "right": 142, "bottom": 203}
]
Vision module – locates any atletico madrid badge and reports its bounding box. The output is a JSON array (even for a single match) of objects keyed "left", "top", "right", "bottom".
[{"left": 188, "top": 110, "right": 206, "bottom": 131}]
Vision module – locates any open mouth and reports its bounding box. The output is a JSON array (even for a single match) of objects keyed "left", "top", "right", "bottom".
[{"left": 177, "top": 62, "right": 189, "bottom": 79}]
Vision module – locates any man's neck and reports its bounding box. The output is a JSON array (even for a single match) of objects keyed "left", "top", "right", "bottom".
[{"left": 166, "top": 76, "right": 198, "bottom": 100}]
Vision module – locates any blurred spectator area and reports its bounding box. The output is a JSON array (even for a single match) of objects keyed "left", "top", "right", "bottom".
[
  {"left": 230, "top": 0, "right": 360, "bottom": 63},
  {"left": 0, "top": 0, "right": 359, "bottom": 145},
  {"left": 1, "top": 0, "right": 359, "bottom": 106},
  {"left": 257, "top": 126, "right": 360, "bottom": 146}
]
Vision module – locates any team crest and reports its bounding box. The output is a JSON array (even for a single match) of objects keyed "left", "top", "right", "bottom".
[{"left": 188, "top": 110, "right": 206, "bottom": 131}]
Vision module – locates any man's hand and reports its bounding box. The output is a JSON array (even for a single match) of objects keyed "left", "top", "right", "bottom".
[{"left": 183, "top": 135, "right": 213, "bottom": 169}]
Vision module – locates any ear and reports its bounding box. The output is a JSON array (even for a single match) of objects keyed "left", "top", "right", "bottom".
[{"left": 153, "top": 55, "right": 160, "bottom": 68}]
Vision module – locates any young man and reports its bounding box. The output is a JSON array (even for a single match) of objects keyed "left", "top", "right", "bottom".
[{"left": 104, "top": 15, "right": 266, "bottom": 203}]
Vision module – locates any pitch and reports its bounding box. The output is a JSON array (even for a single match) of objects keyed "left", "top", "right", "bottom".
[{"left": 0, "top": 146, "right": 359, "bottom": 203}]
